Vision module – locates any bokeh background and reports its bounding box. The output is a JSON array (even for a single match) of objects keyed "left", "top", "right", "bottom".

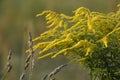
[{"left": 0, "top": 0, "right": 120, "bottom": 80}]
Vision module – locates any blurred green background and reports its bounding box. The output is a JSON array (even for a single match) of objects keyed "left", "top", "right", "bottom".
[{"left": 0, "top": 0, "right": 120, "bottom": 80}]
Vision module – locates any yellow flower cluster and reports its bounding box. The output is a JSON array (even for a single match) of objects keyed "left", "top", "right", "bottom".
[
  {"left": 30, "top": 5, "right": 120, "bottom": 61},
  {"left": 28, "top": 4, "right": 120, "bottom": 79}
]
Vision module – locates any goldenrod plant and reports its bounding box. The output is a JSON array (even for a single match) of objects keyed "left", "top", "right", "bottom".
[{"left": 29, "top": 4, "right": 120, "bottom": 80}]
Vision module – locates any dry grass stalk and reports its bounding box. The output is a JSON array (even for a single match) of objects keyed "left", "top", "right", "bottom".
[
  {"left": 1, "top": 49, "right": 13, "bottom": 80},
  {"left": 6, "top": 62, "right": 12, "bottom": 73},
  {"left": 48, "top": 64, "right": 67, "bottom": 78},
  {"left": 7, "top": 49, "right": 12, "bottom": 61},
  {"left": 7, "top": 49, "right": 12, "bottom": 73},
  {"left": 28, "top": 32, "right": 35, "bottom": 80},
  {"left": 42, "top": 64, "right": 67, "bottom": 80},
  {"left": 19, "top": 32, "right": 35, "bottom": 80},
  {"left": 28, "top": 32, "right": 34, "bottom": 56},
  {"left": 24, "top": 62, "right": 30, "bottom": 70},
  {"left": 42, "top": 74, "right": 48, "bottom": 80},
  {"left": 25, "top": 54, "right": 32, "bottom": 63},
  {"left": 20, "top": 71, "right": 25, "bottom": 80}
]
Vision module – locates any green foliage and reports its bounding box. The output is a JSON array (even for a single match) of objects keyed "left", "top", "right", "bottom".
[{"left": 29, "top": 4, "right": 120, "bottom": 80}]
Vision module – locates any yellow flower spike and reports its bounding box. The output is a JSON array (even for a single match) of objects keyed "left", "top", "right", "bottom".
[
  {"left": 65, "top": 33, "right": 73, "bottom": 41},
  {"left": 33, "top": 42, "right": 50, "bottom": 50},
  {"left": 32, "top": 30, "right": 52, "bottom": 42},
  {"left": 74, "top": 7, "right": 90, "bottom": 15},
  {"left": 71, "top": 40, "right": 87, "bottom": 49},
  {"left": 38, "top": 52, "right": 55, "bottom": 59},
  {"left": 51, "top": 48, "right": 71, "bottom": 58},
  {"left": 85, "top": 47, "right": 91, "bottom": 56},
  {"left": 60, "top": 14, "right": 72, "bottom": 19},
  {"left": 36, "top": 10, "right": 50, "bottom": 17},
  {"left": 47, "top": 21, "right": 56, "bottom": 28},
  {"left": 106, "top": 27, "right": 120, "bottom": 37},
  {"left": 39, "top": 38, "right": 72, "bottom": 54},
  {"left": 63, "top": 22, "right": 68, "bottom": 30},
  {"left": 77, "top": 58, "right": 86, "bottom": 62},
  {"left": 46, "top": 14, "right": 57, "bottom": 20},
  {"left": 101, "top": 37, "right": 108, "bottom": 48},
  {"left": 39, "top": 39, "right": 59, "bottom": 54},
  {"left": 87, "top": 17, "right": 95, "bottom": 33},
  {"left": 46, "top": 19, "right": 54, "bottom": 24},
  {"left": 59, "top": 20, "right": 63, "bottom": 27},
  {"left": 45, "top": 13, "right": 52, "bottom": 19},
  {"left": 26, "top": 49, "right": 30, "bottom": 53},
  {"left": 72, "top": 14, "right": 80, "bottom": 22}
]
